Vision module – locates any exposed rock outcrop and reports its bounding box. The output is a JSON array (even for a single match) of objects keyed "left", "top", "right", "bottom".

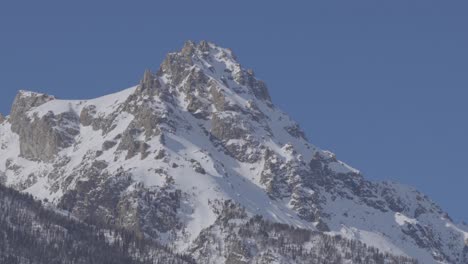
[
  {"left": 9, "top": 91, "right": 79, "bottom": 161},
  {"left": 10, "top": 91, "right": 54, "bottom": 132}
]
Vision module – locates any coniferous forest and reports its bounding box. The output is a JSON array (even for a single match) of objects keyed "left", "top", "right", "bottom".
[{"left": 0, "top": 183, "right": 194, "bottom": 264}]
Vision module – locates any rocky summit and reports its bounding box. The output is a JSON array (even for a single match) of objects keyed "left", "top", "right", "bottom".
[{"left": 0, "top": 41, "right": 466, "bottom": 264}]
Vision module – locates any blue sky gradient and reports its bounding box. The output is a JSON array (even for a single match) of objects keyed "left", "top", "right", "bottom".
[{"left": 0, "top": 1, "right": 467, "bottom": 222}]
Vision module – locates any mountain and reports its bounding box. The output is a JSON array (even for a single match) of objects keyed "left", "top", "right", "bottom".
[{"left": 0, "top": 40, "right": 466, "bottom": 263}]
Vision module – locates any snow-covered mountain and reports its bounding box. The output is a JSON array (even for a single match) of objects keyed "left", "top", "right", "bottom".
[{"left": 0, "top": 40, "right": 466, "bottom": 264}]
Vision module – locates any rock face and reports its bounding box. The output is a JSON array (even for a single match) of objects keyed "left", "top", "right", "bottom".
[
  {"left": 9, "top": 91, "right": 55, "bottom": 131},
  {"left": 20, "top": 111, "right": 79, "bottom": 161},
  {"left": 0, "top": 41, "right": 466, "bottom": 264},
  {"left": 9, "top": 91, "right": 79, "bottom": 161}
]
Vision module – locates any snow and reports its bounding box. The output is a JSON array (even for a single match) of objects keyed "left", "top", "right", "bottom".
[
  {"left": 395, "top": 212, "right": 418, "bottom": 226},
  {"left": 327, "top": 160, "right": 360, "bottom": 174},
  {"left": 27, "top": 86, "right": 137, "bottom": 118},
  {"left": 17, "top": 89, "right": 51, "bottom": 98},
  {"left": 323, "top": 188, "right": 455, "bottom": 264}
]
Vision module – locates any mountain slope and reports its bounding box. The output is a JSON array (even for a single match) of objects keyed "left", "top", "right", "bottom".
[
  {"left": 190, "top": 201, "right": 418, "bottom": 264},
  {"left": 0, "top": 40, "right": 466, "bottom": 263},
  {"left": 0, "top": 183, "right": 193, "bottom": 264},
  {"left": 0, "top": 182, "right": 414, "bottom": 264}
]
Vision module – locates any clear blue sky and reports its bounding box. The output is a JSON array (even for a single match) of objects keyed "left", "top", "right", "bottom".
[{"left": 1, "top": 1, "right": 466, "bottom": 222}]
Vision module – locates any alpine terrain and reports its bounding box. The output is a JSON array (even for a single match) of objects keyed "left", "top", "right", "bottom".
[{"left": 0, "top": 41, "right": 466, "bottom": 264}]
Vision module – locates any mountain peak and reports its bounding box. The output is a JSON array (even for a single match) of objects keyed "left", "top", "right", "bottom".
[
  {"left": 180, "top": 40, "right": 237, "bottom": 60},
  {"left": 157, "top": 40, "right": 271, "bottom": 108}
]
